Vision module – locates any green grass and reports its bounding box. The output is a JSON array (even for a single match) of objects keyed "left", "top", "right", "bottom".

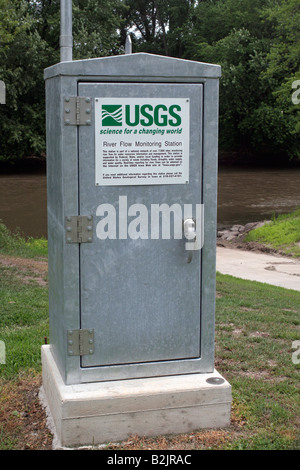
[
  {"left": 0, "top": 223, "right": 48, "bottom": 378},
  {"left": 0, "top": 220, "right": 48, "bottom": 259},
  {"left": 215, "top": 274, "right": 300, "bottom": 450},
  {"left": 0, "top": 265, "right": 49, "bottom": 379},
  {"left": 0, "top": 222, "right": 299, "bottom": 449},
  {"left": 245, "top": 208, "right": 300, "bottom": 257}
]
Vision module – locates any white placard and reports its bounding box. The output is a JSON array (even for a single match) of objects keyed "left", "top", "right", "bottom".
[{"left": 95, "top": 98, "right": 190, "bottom": 186}]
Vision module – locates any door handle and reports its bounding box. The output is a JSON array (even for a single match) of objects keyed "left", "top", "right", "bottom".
[
  {"left": 183, "top": 218, "right": 196, "bottom": 241},
  {"left": 183, "top": 218, "right": 196, "bottom": 263}
]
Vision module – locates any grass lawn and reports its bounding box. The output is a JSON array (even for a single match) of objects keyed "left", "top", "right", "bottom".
[
  {"left": 0, "top": 222, "right": 299, "bottom": 450},
  {"left": 214, "top": 274, "right": 300, "bottom": 450},
  {"left": 245, "top": 208, "right": 300, "bottom": 257}
]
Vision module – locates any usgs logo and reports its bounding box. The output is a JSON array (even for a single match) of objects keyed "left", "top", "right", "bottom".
[{"left": 102, "top": 103, "right": 182, "bottom": 127}]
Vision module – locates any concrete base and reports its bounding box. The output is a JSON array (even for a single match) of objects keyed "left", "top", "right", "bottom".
[{"left": 41, "top": 345, "right": 232, "bottom": 448}]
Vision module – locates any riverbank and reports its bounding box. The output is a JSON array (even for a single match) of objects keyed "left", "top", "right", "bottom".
[
  {"left": 217, "top": 221, "right": 275, "bottom": 253},
  {"left": 217, "top": 209, "right": 300, "bottom": 258}
]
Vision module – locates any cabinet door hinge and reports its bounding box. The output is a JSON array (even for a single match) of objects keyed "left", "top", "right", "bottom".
[
  {"left": 64, "top": 96, "right": 92, "bottom": 126},
  {"left": 65, "top": 215, "right": 93, "bottom": 244},
  {"left": 67, "top": 329, "right": 94, "bottom": 356}
]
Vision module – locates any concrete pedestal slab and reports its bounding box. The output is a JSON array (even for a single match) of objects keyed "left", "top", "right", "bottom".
[{"left": 41, "top": 345, "right": 232, "bottom": 448}]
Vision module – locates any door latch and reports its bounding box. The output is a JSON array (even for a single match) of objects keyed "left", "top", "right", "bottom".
[
  {"left": 183, "top": 218, "right": 196, "bottom": 263},
  {"left": 183, "top": 218, "right": 196, "bottom": 241}
]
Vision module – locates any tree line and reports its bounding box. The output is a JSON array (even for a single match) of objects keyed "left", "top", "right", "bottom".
[{"left": 0, "top": 0, "right": 299, "bottom": 165}]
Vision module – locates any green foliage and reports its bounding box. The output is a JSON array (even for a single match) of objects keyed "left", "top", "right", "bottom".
[
  {"left": 188, "top": 0, "right": 300, "bottom": 160},
  {"left": 0, "top": 220, "right": 48, "bottom": 258},
  {"left": 0, "top": 264, "right": 49, "bottom": 379},
  {"left": 238, "top": 0, "right": 300, "bottom": 159},
  {"left": 0, "top": 0, "right": 27, "bottom": 46},
  {"left": 198, "top": 27, "right": 272, "bottom": 151},
  {"left": 245, "top": 208, "right": 300, "bottom": 256},
  {"left": 0, "top": 0, "right": 299, "bottom": 162},
  {"left": 263, "top": 0, "right": 300, "bottom": 83},
  {"left": 121, "top": 0, "right": 194, "bottom": 56},
  {"left": 0, "top": 0, "right": 124, "bottom": 163},
  {"left": 72, "top": 0, "right": 126, "bottom": 58}
]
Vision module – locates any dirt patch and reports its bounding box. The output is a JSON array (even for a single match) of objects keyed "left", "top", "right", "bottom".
[
  {"left": 237, "top": 369, "right": 286, "bottom": 383},
  {"left": 217, "top": 237, "right": 284, "bottom": 256},
  {"left": 233, "top": 328, "right": 244, "bottom": 336},
  {"left": 0, "top": 373, "right": 53, "bottom": 450},
  {"left": 106, "top": 429, "right": 230, "bottom": 451},
  {"left": 0, "top": 254, "right": 48, "bottom": 286},
  {"left": 249, "top": 331, "right": 270, "bottom": 338}
]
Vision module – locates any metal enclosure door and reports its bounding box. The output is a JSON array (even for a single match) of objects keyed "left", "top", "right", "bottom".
[{"left": 78, "top": 82, "right": 203, "bottom": 377}]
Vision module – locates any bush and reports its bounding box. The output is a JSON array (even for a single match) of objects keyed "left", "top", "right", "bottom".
[{"left": 0, "top": 221, "right": 48, "bottom": 258}]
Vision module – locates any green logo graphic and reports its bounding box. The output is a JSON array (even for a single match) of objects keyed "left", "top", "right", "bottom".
[{"left": 102, "top": 105, "right": 122, "bottom": 126}]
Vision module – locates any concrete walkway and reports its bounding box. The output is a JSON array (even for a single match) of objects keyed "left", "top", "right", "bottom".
[{"left": 216, "top": 247, "right": 300, "bottom": 292}]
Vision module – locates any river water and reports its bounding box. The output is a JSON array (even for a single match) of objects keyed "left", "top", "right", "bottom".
[
  {"left": 1, "top": 166, "right": 300, "bottom": 238},
  {"left": 217, "top": 166, "right": 300, "bottom": 228}
]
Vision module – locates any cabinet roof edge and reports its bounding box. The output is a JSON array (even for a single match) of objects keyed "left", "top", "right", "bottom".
[{"left": 44, "top": 52, "right": 221, "bottom": 80}]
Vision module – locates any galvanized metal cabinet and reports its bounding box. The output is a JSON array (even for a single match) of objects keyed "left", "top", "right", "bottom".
[{"left": 45, "top": 53, "right": 221, "bottom": 385}]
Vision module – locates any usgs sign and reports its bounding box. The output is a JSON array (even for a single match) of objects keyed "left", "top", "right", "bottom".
[
  {"left": 95, "top": 98, "right": 190, "bottom": 186},
  {"left": 101, "top": 102, "right": 182, "bottom": 127}
]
